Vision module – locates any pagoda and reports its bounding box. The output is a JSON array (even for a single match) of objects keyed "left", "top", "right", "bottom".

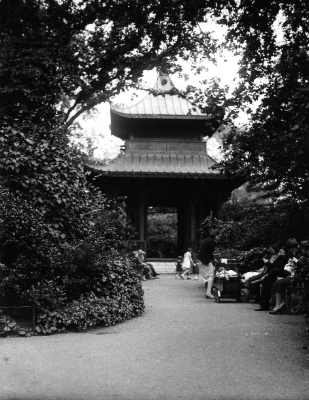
[{"left": 84, "top": 71, "right": 239, "bottom": 255}]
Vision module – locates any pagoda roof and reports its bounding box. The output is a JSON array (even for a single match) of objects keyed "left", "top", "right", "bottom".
[
  {"left": 110, "top": 73, "right": 212, "bottom": 120},
  {"left": 84, "top": 151, "right": 225, "bottom": 179}
]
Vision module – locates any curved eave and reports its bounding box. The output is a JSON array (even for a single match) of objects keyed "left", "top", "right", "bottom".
[
  {"left": 110, "top": 108, "right": 213, "bottom": 120},
  {"left": 85, "top": 168, "right": 227, "bottom": 179},
  {"left": 84, "top": 152, "right": 227, "bottom": 180}
]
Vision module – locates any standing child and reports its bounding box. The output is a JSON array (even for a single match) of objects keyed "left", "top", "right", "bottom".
[
  {"left": 175, "top": 256, "right": 183, "bottom": 279},
  {"left": 181, "top": 248, "right": 195, "bottom": 280},
  {"left": 193, "top": 261, "right": 199, "bottom": 280}
]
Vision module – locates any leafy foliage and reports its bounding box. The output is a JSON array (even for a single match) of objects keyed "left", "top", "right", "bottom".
[
  {"left": 3, "top": 0, "right": 309, "bottom": 333},
  {"left": 0, "top": 124, "right": 91, "bottom": 239},
  {"left": 0, "top": 0, "right": 227, "bottom": 127},
  {"left": 184, "top": 77, "right": 227, "bottom": 132},
  {"left": 217, "top": 1, "right": 309, "bottom": 202},
  {"left": 2, "top": 0, "right": 308, "bottom": 204},
  {"left": 0, "top": 186, "right": 143, "bottom": 334},
  {"left": 147, "top": 212, "right": 177, "bottom": 258},
  {"left": 200, "top": 200, "right": 309, "bottom": 252},
  {"left": 0, "top": 0, "right": 242, "bottom": 335}
]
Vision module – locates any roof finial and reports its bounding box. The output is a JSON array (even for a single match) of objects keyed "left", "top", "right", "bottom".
[
  {"left": 154, "top": 67, "right": 176, "bottom": 93},
  {"left": 157, "top": 64, "right": 169, "bottom": 76}
]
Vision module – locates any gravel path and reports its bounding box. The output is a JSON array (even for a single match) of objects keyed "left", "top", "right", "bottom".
[{"left": 1, "top": 275, "right": 309, "bottom": 400}]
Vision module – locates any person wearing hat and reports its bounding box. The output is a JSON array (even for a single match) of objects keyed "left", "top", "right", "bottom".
[
  {"left": 197, "top": 229, "right": 220, "bottom": 299},
  {"left": 254, "top": 238, "right": 298, "bottom": 311},
  {"left": 135, "top": 250, "right": 154, "bottom": 281},
  {"left": 137, "top": 250, "right": 159, "bottom": 279},
  {"left": 269, "top": 240, "right": 309, "bottom": 314}
]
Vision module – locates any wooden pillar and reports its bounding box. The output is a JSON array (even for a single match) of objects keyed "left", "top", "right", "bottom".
[
  {"left": 177, "top": 202, "right": 190, "bottom": 255},
  {"left": 110, "top": 187, "right": 117, "bottom": 210},
  {"left": 211, "top": 191, "right": 223, "bottom": 219},
  {"left": 188, "top": 197, "right": 199, "bottom": 253},
  {"left": 189, "top": 199, "right": 196, "bottom": 242},
  {"left": 138, "top": 192, "right": 146, "bottom": 242},
  {"left": 197, "top": 194, "right": 211, "bottom": 242},
  {"left": 126, "top": 192, "right": 147, "bottom": 251},
  {"left": 177, "top": 204, "right": 184, "bottom": 254},
  {"left": 217, "top": 192, "right": 223, "bottom": 220},
  {"left": 126, "top": 198, "right": 137, "bottom": 230}
]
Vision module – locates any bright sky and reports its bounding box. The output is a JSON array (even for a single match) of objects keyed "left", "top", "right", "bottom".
[
  {"left": 76, "top": 20, "right": 242, "bottom": 161},
  {"left": 75, "top": 11, "right": 285, "bottom": 161},
  {"left": 77, "top": 55, "right": 241, "bottom": 160}
]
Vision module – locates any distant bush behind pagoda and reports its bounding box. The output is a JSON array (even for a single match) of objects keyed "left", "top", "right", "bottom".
[{"left": 199, "top": 190, "right": 309, "bottom": 266}]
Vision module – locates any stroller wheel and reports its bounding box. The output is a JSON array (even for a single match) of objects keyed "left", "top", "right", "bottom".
[{"left": 212, "top": 287, "right": 220, "bottom": 301}]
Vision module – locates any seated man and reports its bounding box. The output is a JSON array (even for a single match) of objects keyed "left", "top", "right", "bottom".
[
  {"left": 133, "top": 251, "right": 153, "bottom": 281},
  {"left": 136, "top": 250, "right": 159, "bottom": 280}
]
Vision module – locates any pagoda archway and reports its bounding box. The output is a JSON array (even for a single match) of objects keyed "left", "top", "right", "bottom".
[{"left": 147, "top": 206, "right": 177, "bottom": 258}]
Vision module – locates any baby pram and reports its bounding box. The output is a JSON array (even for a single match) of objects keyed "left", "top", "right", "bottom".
[{"left": 211, "top": 259, "right": 242, "bottom": 303}]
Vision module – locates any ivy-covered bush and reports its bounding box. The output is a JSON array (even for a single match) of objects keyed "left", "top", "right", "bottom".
[
  {"left": 34, "top": 250, "right": 144, "bottom": 334},
  {"left": 0, "top": 124, "right": 93, "bottom": 240},
  {"left": 0, "top": 186, "right": 144, "bottom": 334}
]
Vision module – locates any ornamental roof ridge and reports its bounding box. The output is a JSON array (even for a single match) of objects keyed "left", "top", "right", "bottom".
[
  {"left": 150, "top": 71, "right": 180, "bottom": 96},
  {"left": 110, "top": 71, "right": 207, "bottom": 118}
]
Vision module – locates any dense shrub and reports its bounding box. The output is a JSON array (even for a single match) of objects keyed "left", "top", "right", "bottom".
[
  {"left": 0, "top": 186, "right": 144, "bottom": 334},
  {"left": 35, "top": 251, "right": 144, "bottom": 334},
  {"left": 199, "top": 201, "right": 309, "bottom": 275},
  {"left": 0, "top": 124, "right": 94, "bottom": 240},
  {"left": 221, "top": 201, "right": 309, "bottom": 248},
  {"left": 200, "top": 202, "right": 309, "bottom": 254}
]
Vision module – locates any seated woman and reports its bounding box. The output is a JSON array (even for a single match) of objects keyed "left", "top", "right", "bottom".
[
  {"left": 254, "top": 238, "right": 298, "bottom": 311},
  {"left": 269, "top": 240, "right": 309, "bottom": 314},
  {"left": 244, "top": 243, "right": 283, "bottom": 287}
]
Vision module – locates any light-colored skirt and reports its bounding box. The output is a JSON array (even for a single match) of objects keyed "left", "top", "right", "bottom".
[{"left": 198, "top": 261, "right": 215, "bottom": 283}]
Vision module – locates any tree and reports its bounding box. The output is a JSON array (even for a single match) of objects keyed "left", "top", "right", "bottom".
[
  {"left": 4, "top": 1, "right": 308, "bottom": 206},
  {"left": 1, "top": 1, "right": 238, "bottom": 334},
  {"left": 216, "top": 1, "right": 309, "bottom": 203},
  {"left": 0, "top": 0, "right": 227, "bottom": 127},
  {"left": 0, "top": 0, "right": 237, "bottom": 239}
]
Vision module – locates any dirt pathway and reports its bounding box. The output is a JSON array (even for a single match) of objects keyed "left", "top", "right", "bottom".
[{"left": 1, "top": 275, "right": 309, "bottom": 400}]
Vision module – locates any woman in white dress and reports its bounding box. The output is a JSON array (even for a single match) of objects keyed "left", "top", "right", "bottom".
[{"left": 181, "top": 248, "right": 195, "bottom": 280}]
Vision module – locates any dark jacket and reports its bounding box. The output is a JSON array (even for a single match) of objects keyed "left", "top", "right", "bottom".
[
  {"left": 265, "top": 254, "right": 289, "bottom": 272},
  {"left": 198, "top": 235, "right": 215, "bottom": 265}
]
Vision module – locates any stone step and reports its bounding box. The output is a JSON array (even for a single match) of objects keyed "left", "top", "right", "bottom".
[{"left": 149, "top": 261, "right": 176, "bottom": 274}]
